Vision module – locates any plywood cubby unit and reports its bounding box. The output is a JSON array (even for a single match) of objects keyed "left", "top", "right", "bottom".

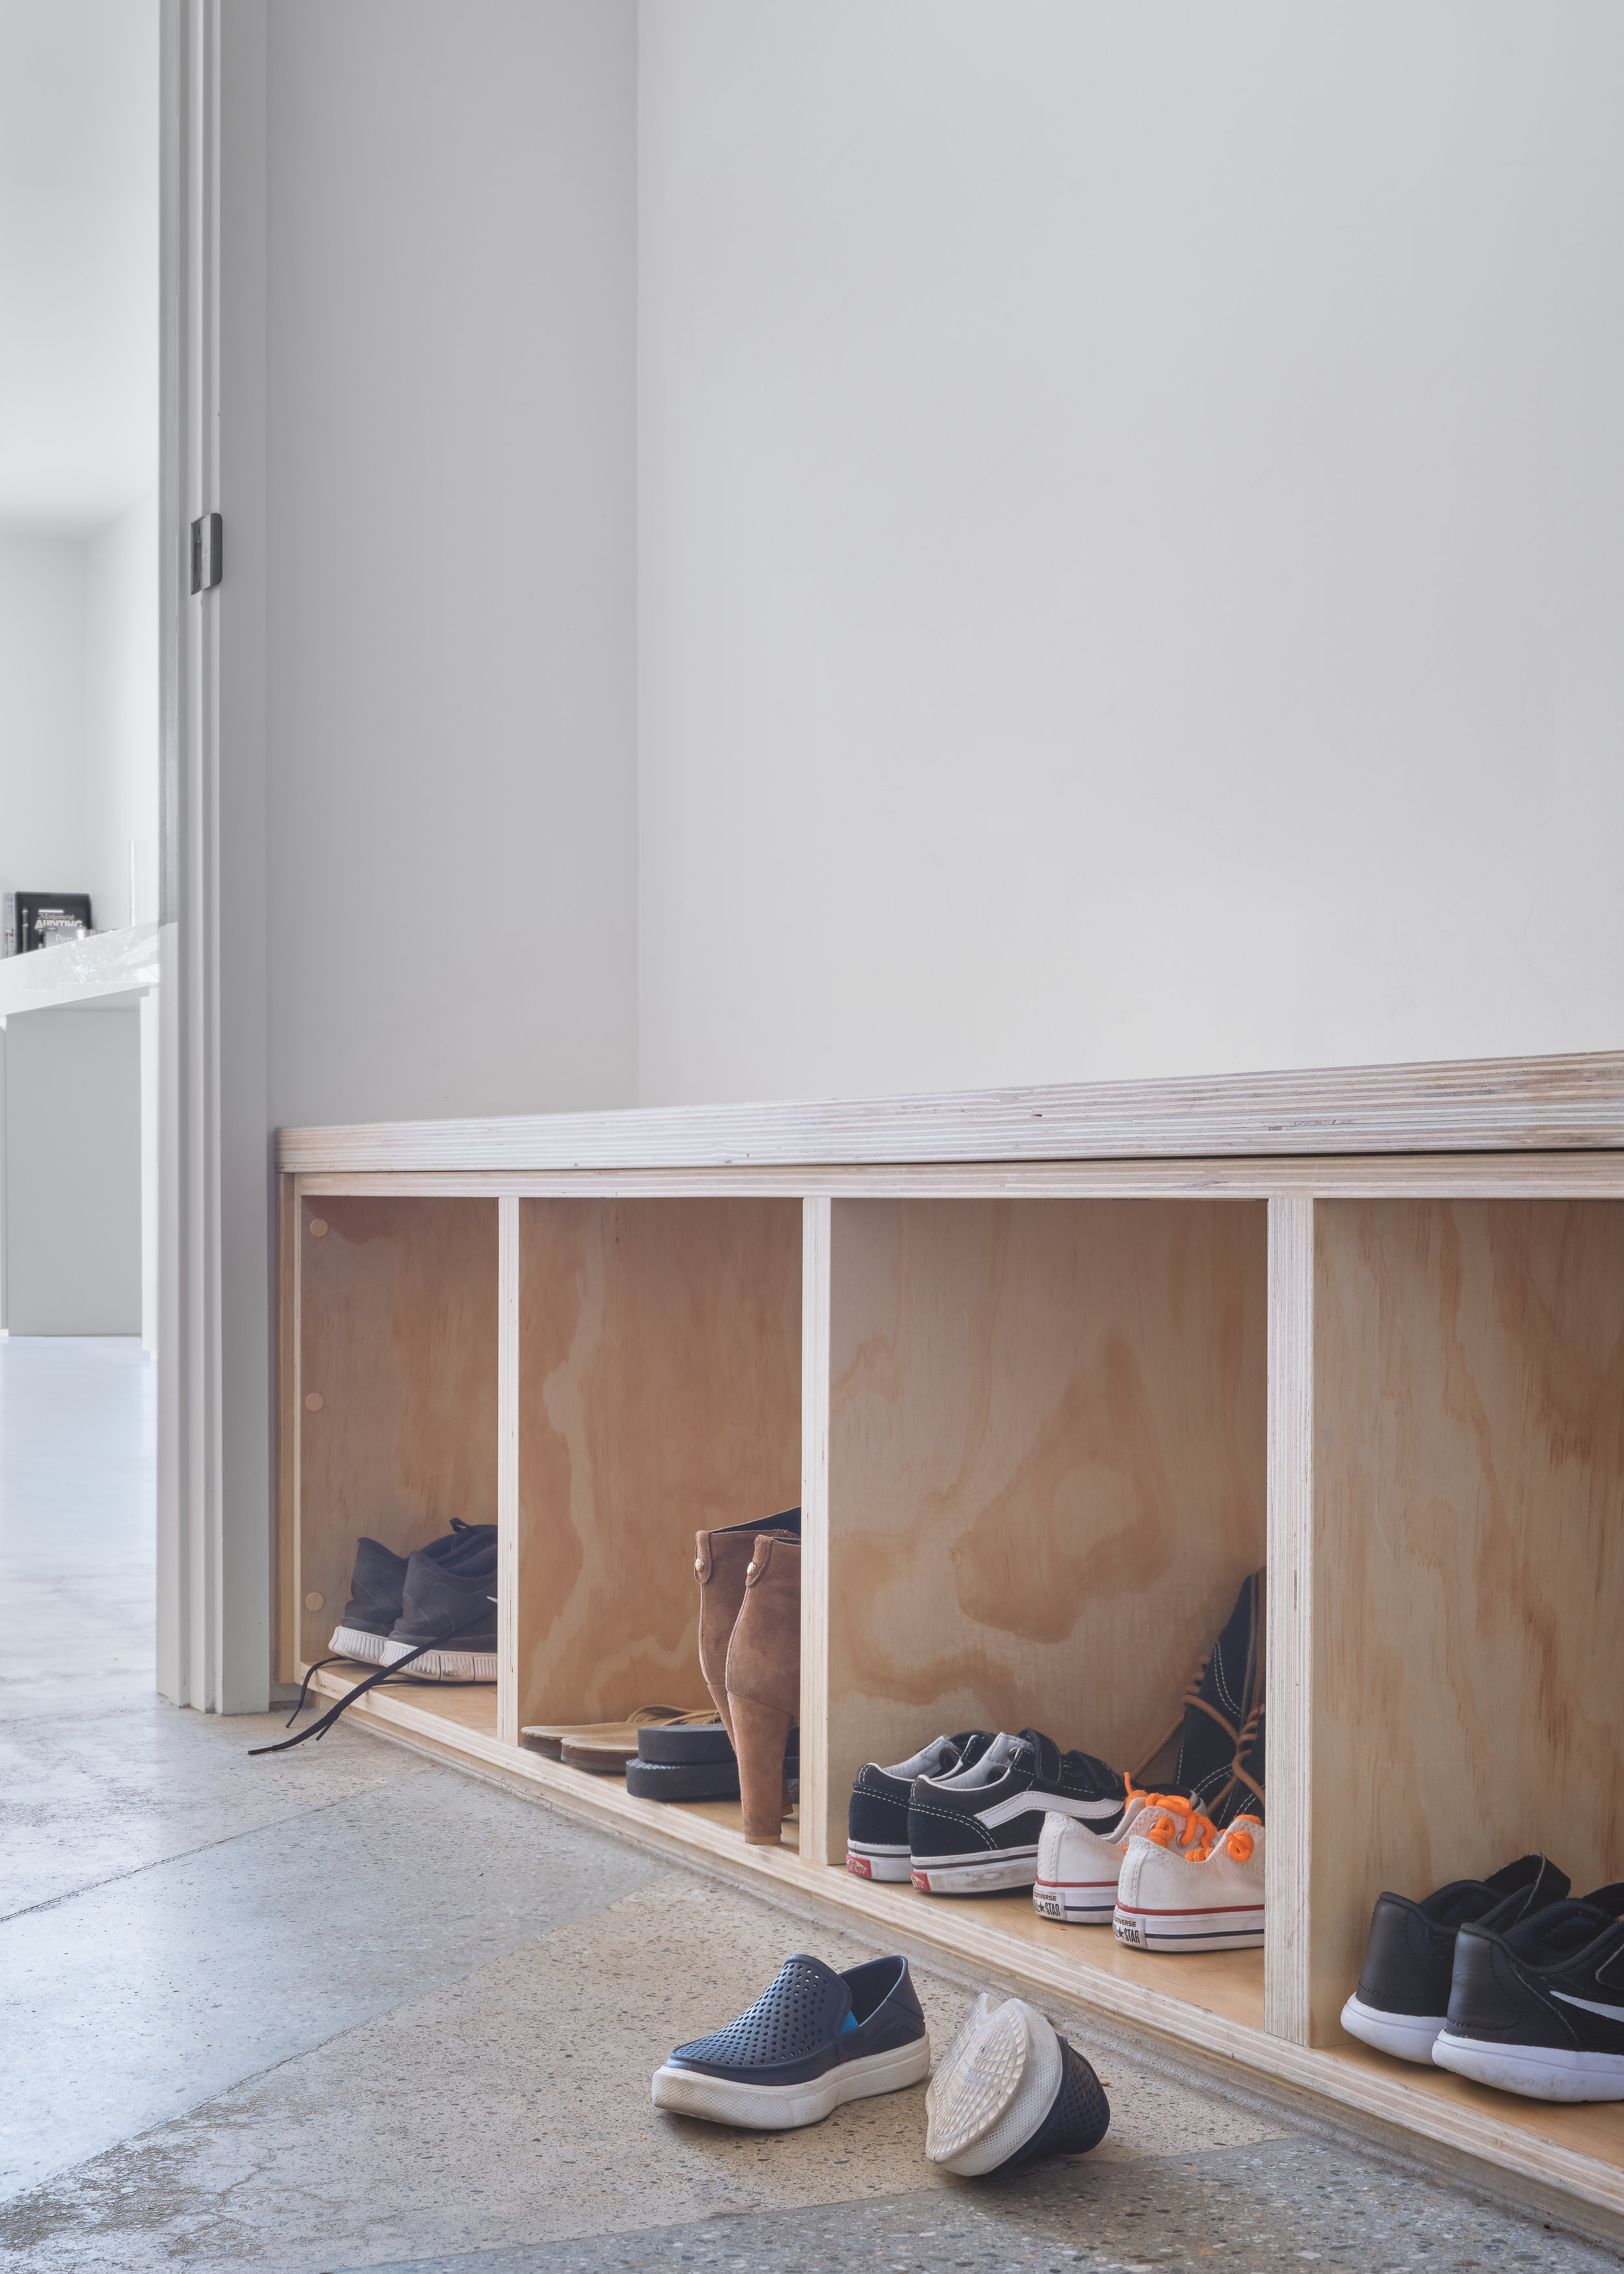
[{"left": 278, "top": 1053, "right": 1624, "bottom": 2242}]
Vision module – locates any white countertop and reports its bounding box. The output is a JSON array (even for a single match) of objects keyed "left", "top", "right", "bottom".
[{"left": 0, "top": 922, "right": 160, "bottom": 1018}]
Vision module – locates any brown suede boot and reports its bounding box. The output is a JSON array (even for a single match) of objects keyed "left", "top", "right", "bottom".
[
  {"left": 694, "top": 1510, "right": 798, "bottom": 1749},
  {"left": 724, "top": 1533, "right": 800, "bottom": 1845}
]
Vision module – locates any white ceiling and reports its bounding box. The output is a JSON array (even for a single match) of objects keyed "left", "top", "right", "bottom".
[{"left": 0, "top": 0, "right": 158, "bottom": 534}]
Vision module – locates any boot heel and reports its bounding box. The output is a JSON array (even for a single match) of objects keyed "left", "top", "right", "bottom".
[{"left": 730, "top": 1695, "right": 796, "bottom": 1844}]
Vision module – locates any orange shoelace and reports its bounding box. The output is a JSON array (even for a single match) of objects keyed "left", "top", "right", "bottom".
[
  {"left": 1221, "top": 1813, "right": 1261, "bottom": 1863},
  {"left": 1139, "top": 1793, "right": 1220, "bottom": 1862}
]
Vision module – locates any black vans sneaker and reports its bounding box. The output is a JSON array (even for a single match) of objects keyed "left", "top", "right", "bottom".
[
  {"left": 651, "top": 1953, "right": 930, "bottom": 2128},
  {"left": 1174, "top": 1569, "right": 1265, "bottom": 1821},
  {"left": 328, "top": 1518, "right": 494, "bottom": 1665},
  {"left": 908, "top": 1730, "right": 1125, "bottom": 1895},
  {"left": 847, "top": 1731, "right": 994, "bottom": 1881},
  {"left": 1433, "top": 1882, "right": 1624, "bottom": 2101},
  {"left": 383, "top": 1529, "right": 499, "bottom": 1680},
  {"left": 1341, "top": 1853, "right": 1569, "bottom": 2064}
]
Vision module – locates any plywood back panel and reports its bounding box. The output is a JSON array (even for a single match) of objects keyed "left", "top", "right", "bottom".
[
  {"left": 514, "top": 1197, "right": 801, "bottom": 1724},
  {"left": 1312, "top": 1199, "right": 1624, "bottom": 2043},
  {"left": 821, "top": 1197, "right": 1268, "bottom": 1860},
  {"left": 297, "top": 1197, "right": 499, "bottom": 1667}
]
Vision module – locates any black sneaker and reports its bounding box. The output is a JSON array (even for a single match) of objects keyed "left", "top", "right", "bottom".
[
  {"left": 1433, "top": 1882, "right": 1624, "bottom": 2101},
  {"left": 1174, "top": 1568, "right": 1266, "bottom": 1821},
  {"left": 1211, "top": 1703, "right": 1266, "bottom": 1830},
  {"left": 1341, "top": 1853, "right": 1569, "bottom": 2065},
  {"left": 847, "top": 1731, "right": 994, "bottom": 1882},
  {"left": 650, "top": 1953, "right": 930, "bottom": 2128},
  {"left": 383, "top": 1529, "right": 499, "bottom": 1680},
  {"left": 925, "top": 1992, "right": 1110, "bottom": 2174},
  {"left": 908, "top": 1730, "right": 1125, "bottom": 1895},
  {"left": 328, "top": 1519, "right": 494, "bottom": 1665}
]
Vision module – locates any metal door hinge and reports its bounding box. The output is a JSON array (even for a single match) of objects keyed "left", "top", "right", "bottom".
[{"left": 190, "top": 512, "right": 223, "bottom": 593}]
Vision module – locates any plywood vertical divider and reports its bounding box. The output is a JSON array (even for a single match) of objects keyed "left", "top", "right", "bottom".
[
  {"left": 800, "top": 1197, "right": 833, "bottom": 1865},
  {"left": 1265, "top": 1194, "right": 1314, "bottom": 2046},
  {"left": 496, "top": 1195, "right": 521, "bottom": 1746},
  {"left": 276, "top": 1174, "right": 299, "bottom": 1687}
]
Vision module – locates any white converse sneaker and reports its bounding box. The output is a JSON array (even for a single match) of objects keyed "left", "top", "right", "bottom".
[
  {"left": 1033, "top": 1786, "right": 1158, "bottom": 1924},
  {"left": 1113, "top": 1800, "right": 1265, "bottom": 1953}
]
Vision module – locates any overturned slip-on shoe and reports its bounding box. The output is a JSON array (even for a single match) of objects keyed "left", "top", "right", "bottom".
[
  {"left": 926, "top": 1993, "right": 1110, "bottom": 2175},
  {"left": 652, "top": 1953, "right": 930, "bottom": 2128}
]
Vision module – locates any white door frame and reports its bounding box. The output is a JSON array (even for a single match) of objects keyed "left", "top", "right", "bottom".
[{"left": 158, "top": 0, "right": 272, "bottom": 1712}]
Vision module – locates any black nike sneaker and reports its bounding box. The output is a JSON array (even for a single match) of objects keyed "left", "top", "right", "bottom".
[
  {"left": 1340, "top": 1853, "right": 1569, "bottom": 2064},
  {"left": 847, "top": 1731, "right": 995, "bottom": 1882},
  {"left": 1173, "top": 1568, "right": 1266, "bottom": 1822},
  {"left": 383, "top": 1527, "right": 499, "bottom": 1680},
  {"left": 908, "top": 1730, "right": 1125, "bottom": 1895},
  {"left": 1432, "top": 1882, "right": 1624, "bottom": 2101},
  {"left": 328, "top": 1519, "right": 494, "bottom": 1665}
]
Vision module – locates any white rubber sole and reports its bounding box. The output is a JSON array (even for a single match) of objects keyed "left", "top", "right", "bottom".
[
  {"left": 329, "top": 1624, "right": 389, "bottom": 1665},
  {"left": 846, "top": 1844, "right": 912, "bottom": 1882},
  {"left": 1432, "top": 2034, "right": 1624, "bottom": 2102},
  {"left": 1339, "top": 1993, "right": 1445, "bottom": 2064},
  {"left": 381, "top": 1638, "right": 498, "bottom": 1682},
  {"left": 1034, "top": 1876, "right": 1117, "bottom": 1926},
  {"left": 924, "top": 1994, "right": 1061, "bottom": 2174},
  {"left": 911, "top": 1851, "right": 1037, "bottom": 1895},
  {"left": 650, "top": 2033, "right": 930, "bottom": 2128},
  {"left": 1113, "top": 1903, "right": 1263, "bottom": 1952}
]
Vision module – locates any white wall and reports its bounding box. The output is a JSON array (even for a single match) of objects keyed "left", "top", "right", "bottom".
[
  {"left": 84, "top": 494, "right": 159, "bottom": 928},
  {"left": 263, "top": 0, "right": 639, "bottom": 1130},
  {"left": 0, "top": 533, "right": 86, "bottom": 902},
  {"left": 5, "top": 1003, "right": 142, "bottom": 1333},
  {"left": 638, "top": 1, "right": 1624, "bottom": 1104}
]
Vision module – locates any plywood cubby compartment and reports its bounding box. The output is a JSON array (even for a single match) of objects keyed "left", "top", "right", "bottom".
[
  {"left": 513, "top": 1195, "right": 802, "bottom": 1735},
  {"left": 809, "top": 1195, "right": 1270, "bottom": 2023},
  {"left": 278, "top": 1057, "right": 1624, "bottom": 2240},
  {"left": 294, "top": 1194, "right": 501, "bottom": 1738},
  {"left": 1312, "top": 1197, "right": 1624, "bottom": 2050}
]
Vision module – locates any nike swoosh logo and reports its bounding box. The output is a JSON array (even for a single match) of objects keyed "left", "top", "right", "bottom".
[{"left": 1550, "top": 1989, "right": 1624, "bottom": 2021}]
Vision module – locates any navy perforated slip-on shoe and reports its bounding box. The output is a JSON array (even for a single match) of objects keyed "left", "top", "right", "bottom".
[
  {"left": 925, "top": 1992, "right": 1110, "bottom": 2175},
  {"left": 1341, "top": 1853, "right": 1569, "bottom": 2064},
  {"left": 651, "top": 1953, "right": 930, "bottom": 2128}
]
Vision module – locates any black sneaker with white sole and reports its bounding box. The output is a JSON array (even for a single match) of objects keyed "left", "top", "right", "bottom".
[
  {"left": 382, "top": 1531, "right": 499, "bottom": 1680},
  {"left": 1432, "top": 1882, "right": 1624, "bottom": 2102},
  {"left": 650, "top": 1953, "right": 930, "bottom": 2128},
  {"left": 1341, "top": 1852, "right": 1569, "bottom": 2065},
  {"left": 847, "top": 1730, "right": 994, "bottom": 1881},
  {"left": 327, "top": 1518, "right": 495, "bottom": 1666},
  {"left": 908, "top": 1730, "right": 1125, "bottom": 1895}
]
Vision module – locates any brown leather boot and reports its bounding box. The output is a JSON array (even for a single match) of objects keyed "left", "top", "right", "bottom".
[
  {"left": 724, "top": 1533, "right": 800, "bottom": 1845},
  {"left": 694, "top": 1509, "right": 798, "bottom": 1749}
]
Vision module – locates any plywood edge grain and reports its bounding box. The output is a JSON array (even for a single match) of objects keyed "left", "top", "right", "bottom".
[
  {"left": 276, "top": 1053, "right": 1624, "bottom": 1173},
  {"left": 303, "top": 1666, "right": 1624, "bottom": 2232},
  {"left": 1265, "top": 1197, "right": 1314, "bottom": 2045},
  {"left": 799, "top": 1198, "right": 833, "bottom": 1867},
  {"left": 496, "top": 1197, "right": 520, "bottom": 1748}
]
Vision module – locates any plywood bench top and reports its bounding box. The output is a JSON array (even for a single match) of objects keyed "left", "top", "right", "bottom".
[{"left": 275, "top": 1049, "right": 1624, "bottom": 1173}]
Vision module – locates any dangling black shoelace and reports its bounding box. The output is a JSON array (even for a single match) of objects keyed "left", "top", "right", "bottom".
[{"left": 249, "top": 1628, "right": 485, "bottom": 1755}]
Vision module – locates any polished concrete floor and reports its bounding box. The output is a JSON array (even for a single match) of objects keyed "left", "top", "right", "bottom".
[{"left": 0, "top": 1336, "right": 1616, "bottom": 2273}]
